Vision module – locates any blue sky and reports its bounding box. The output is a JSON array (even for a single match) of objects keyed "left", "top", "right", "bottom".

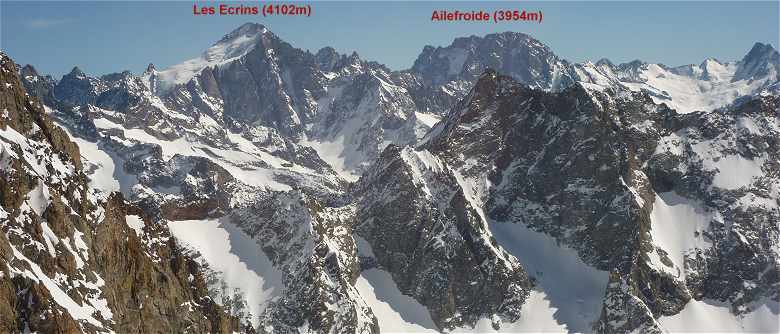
[{"left": 1, "top": 1, "right": 778, "bottom": 78}]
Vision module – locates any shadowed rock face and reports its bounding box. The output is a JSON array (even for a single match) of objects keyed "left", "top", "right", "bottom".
[
  {"left": 0, "top": 52, "right": 245, "bottom": 333},
  {"left": 424, "top": 71, "right": 661, "bottom": 271},
  {"left": 55, "top": 66, "right": 107, "bottom": 107},
  {"left": 353, "top": 144, "right": 532, "bottom": 330},
  {"left": 733, "top": 42, "right": 780, "bottom": 82},
  {"left": 19, "top": 65, "right": 59, "bottom": 108},
  {"left": 208, "top": 31, "right": 325, "bottom": 138},
  {"left": 402, "top": 32, "right": 577, "bottom": 117}
]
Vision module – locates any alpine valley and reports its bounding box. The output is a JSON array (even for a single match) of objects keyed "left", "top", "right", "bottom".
[{"left": 1, "top": 22, "right": 778, "bottom": 333}]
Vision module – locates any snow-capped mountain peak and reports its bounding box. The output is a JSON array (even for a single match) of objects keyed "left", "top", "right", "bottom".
[
  {"left": 155, "top": 22, "right": 269, "bottom": 92},
  {"left": 411, "top": 31, "right": 574, "bottom": 91},
  {"left": 734, "top": 42, "right": 779, "bottom": 82},
  {"left": 143, "top": 62, "right": 156, "bottom": 74},
  {"left": 205, "top": 22, "right": 267, "bottom": 62},
  {"left": 699, "top": 57, "right": 729, "bottom": 81},
  {"left": 68, "top": 65, "right": 87, "bottom": 78}
]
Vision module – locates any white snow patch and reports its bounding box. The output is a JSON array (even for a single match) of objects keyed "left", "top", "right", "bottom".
[
  {"left": 355, "top": 268, "right": 438, "bottom": 333},
  {"left": 414, "top": 112, "right": 441, "bottom": 129},
  {"left": 60, "top": 126, "right": 137, "bottom": 194},
  {"left": 27, "top": 182, "right": 50, "bottom": 216},
  {"left": 168, "top": 218, "right": 284, "bottom": 328},
  {"left": 649, "top": 191, "right": 713, "bottom": 277},
  {"left": 621, "top": 61, "right": 775, "bottom": 114},
  {"left": 707, "top": 154, "right": 765, "bottom": 190},
  {"left": 659, "top": 299, "right": 779, "bottom": 333},
  {"left": 90, "top": 117, "right": 291, "bottom": 191},
  {"left": 489, "top": 220, "right": 609, "bottom": 333},
  {"left": 451, "top": 290, "right": 565, "bottom": 333},
  {"left": 300, "top": 135, "right": 359, "bottom": 182},
  {"left": 39, "top": 221, "right": 59, "bottom": 257},
  {"left": 124, "top": 215, "right": 145, "bottom": 236}
]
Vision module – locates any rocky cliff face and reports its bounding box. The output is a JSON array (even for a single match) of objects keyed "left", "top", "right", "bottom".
[
  {"left": 733, "top": 42, "right": 780, "bottom": 82},
  {"left": 0, "top": 52, "right": 244, "bottom": 333}
]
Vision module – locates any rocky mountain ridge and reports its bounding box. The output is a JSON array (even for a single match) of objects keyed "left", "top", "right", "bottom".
[{"left": 37, "top": 24, "right": 779, "bottom": 177}]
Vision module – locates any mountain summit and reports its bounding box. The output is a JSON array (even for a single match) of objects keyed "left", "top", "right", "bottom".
[
  {"left": 733, "top": 42, "right": 780, "bottom": 82},
  {"left": 411, "top": 31, "right": 575, "bottom": 91},
  {"left": 155, "top": 23, "right": 270, "bottom": 92}
]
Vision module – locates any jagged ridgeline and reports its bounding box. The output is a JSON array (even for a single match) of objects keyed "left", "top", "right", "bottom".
[{"left": 3, "top": 21, "right": 780, "bottom": 333}]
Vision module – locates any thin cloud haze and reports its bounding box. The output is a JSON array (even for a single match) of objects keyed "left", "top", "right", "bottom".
[{"left": 26, "top": 18, "right": 73, "bottom": 29}]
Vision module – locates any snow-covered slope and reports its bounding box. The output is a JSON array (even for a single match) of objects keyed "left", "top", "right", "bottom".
[
  {"left": 489, "top": 220, "right": 608, "bottom": 332},
  {"left": 659, "top": 298, "right": 779, "bottom": 333},
  {"left": 168, "top": 218, "right": 284, "bottom": 329}
]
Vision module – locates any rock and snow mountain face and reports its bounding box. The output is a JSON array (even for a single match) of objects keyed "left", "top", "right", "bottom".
[
  {"left": 411, "top": 32, "right": 575, "bottom": 90},
  {"left": 4, "top": 21, "right": 779, "bottom": 333},
  {"left": 0, "top": 53, "right": 245, "bottom": 333},
  {"left": 424, "top": 70, "right": 779, "bottom": 333},
  {"left": 405, "top": 33, "right": 778, "bottom": 117},
  {"left": 148, "top": 22, "right": 426, "bottom": 178},
  {"left": 401, "top": 32, "right": 576, "bottom": 116},
  {"left": 353, "top": 145, "right": 533, "bottom": 330}
]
